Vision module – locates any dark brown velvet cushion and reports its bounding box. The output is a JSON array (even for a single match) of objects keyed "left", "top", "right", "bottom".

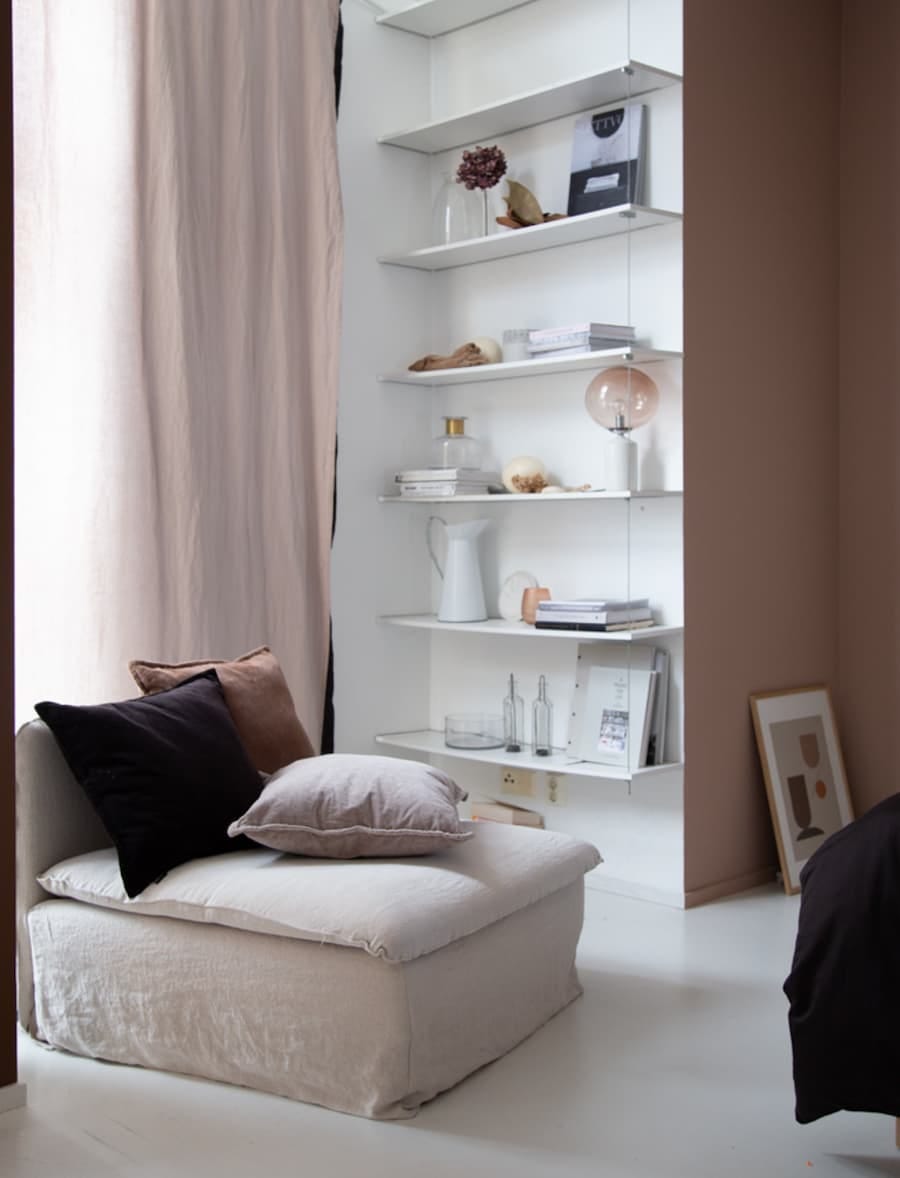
[{"left": 128, "top": 645, "right": 314, "bottom": 774}]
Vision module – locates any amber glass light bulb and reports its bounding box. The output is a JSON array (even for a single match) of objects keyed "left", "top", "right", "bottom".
[{"left": 584, "top": 366, "right": 660, "bottom": 432}]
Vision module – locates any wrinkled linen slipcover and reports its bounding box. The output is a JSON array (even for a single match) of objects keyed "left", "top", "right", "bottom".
[
  {"left": 18, "top": 720, "right": 601, "bottom": 1118},
  {"left": 784, "top": 793, "right": 900, "bottom": 1122}
]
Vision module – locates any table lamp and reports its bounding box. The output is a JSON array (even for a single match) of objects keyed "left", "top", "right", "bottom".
[{"left": 584, "top": 366, "right": 659, "bottom": 491}]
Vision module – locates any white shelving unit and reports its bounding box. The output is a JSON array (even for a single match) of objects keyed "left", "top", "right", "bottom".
[
  {"left": 356, "top": 1, "right": 685, "bottom": 900},
  {"left": 379, "top": 615, "right": 684, "bottom": 641},
  {"left": 378, "top": 62, "right": 682, "bottom": 153},
  {"left": 375, "top": 0, "right": 538, "bottom": 38},
  {"left": 380, "top": 346, "right": 681, "bottom": 385},
  {"left": 380, "top": 490, "right": 681, "bottom": 503},
  {"left": 378, "top": 205, "right": 682, "bottom": 271},
  {"left": 375, "top": 729, "right": 680, "bottom": 781}
]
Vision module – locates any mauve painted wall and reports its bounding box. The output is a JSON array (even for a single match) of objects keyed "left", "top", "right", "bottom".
[
  {"left": 1, "top": 0, "right": 15, "bottom": 1089},
  {"left": 837, "top": 0, "right": 900, "bottom": 816},
  {"left": 682, "top": 0, "right": 842, "bottom": 898}
]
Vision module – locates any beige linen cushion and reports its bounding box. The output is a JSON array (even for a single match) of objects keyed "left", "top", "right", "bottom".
[
  {"left": 36, "top": 824, "right": 602, "bottom": 961},
  {"left": 228, "top": 753, "right": 473, "bottom": 858},
  {"left": 128, "top": 646, "right": 313, "bottom": 774}
]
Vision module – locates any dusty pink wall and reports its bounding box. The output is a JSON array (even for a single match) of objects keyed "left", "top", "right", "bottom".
[
  {"left": 837, "top": 0, "right": 900, "bottom": 815},
  {"left": 0, "top": 0, "right": 14, "bottom": 1090},
  {"left": 682, "top": 0, "right": 842, "bottom": 899}
]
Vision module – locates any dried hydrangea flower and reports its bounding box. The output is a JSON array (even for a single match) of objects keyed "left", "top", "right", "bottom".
[{"left": 456, "top": 145, "right": 508, "bottom": 191}]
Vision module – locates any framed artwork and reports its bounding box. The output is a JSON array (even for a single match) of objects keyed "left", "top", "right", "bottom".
[{"left": 750, "top": 685, "right": 853, "bottom": 894}]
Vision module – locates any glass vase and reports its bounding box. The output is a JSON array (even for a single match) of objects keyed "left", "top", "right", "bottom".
[
  {"left": 429, "top": 416, "right": 484, "bottom": 470},
  {"left": 477, "top": 188, "right": 489, "bottom": 237},
  {"left": 431, "top": 174, "right": 481, "bottom": 246}
]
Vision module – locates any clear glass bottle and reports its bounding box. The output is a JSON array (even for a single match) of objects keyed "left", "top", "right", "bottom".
[
  {"left": 430, "top": 416, "right": 484, "bottom": 470},
  {"left": 503, "top": 673, "right": 524, "bottom": 753},
  {"left": 532, "top": 674, "right": 552, "bottom": 757}
]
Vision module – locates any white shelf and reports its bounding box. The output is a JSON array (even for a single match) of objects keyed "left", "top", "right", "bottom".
[
  {"left": 375, "top": 729, "right": 679, "bottom": 781},
  {"left": 380, "top": 615, "right": 684, "bottom": 641},
  {"left": 379, "top": 204, "right": 681, "bottom": 271},
  {"left": 378, "top": 61, "right": 682, "bottom": 154},
  {"left": 379, "top": 489, "right": 682, "bottom": 503},
  {"left": 376, "top": 0, "right": 537, "bottom": 38},
  {"left": 379, "top": 346, "right": 681, "bottom": 386}
]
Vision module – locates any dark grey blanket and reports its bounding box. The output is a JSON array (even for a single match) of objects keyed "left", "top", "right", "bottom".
[{"left": 784, "top": 792, "right": 900, "bottom": 1122}]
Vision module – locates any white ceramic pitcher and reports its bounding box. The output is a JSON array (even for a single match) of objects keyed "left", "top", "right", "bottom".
[{"left": 427, "top": 517, "right": 489, "bottom": 622}]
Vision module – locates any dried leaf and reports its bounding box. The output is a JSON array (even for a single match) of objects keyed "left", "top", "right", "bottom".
[{"left": 503, "top": 180, "right": 544, "bottom": 227}]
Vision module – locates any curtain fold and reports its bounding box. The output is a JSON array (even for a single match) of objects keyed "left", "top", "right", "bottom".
[{"left": 15, "top": 0, "right": 342, "bottom": 749}]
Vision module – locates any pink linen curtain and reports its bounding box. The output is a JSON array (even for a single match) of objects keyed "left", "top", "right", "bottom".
[{"left": 14, "top": 0, "right": 342, "bottom": 748}]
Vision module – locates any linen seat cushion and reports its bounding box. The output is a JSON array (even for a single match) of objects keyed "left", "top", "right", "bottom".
[
  {"left": 38, "top": 821, "right": 602, "bottom": 963},
  {"left": 128, "top": 645, "right": 314, "bottom": 773},
  {"left": 34, "top": 670, "right": 263, "bottom": 897}
]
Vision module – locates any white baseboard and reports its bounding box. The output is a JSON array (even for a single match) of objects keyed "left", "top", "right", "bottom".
[
  {"left": 0, "top": 1082, "right": 26, "bottom": 1115},
  {"left": 684, "top": 866, "right": 779, "bottom": 908},
  {"left": 585, "top": 871, "right": 685, "bottom": 909}
]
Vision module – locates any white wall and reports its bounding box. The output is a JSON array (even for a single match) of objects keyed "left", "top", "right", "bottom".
[{"left": 334, "top": 0, "right": 685, "bottom": 904}]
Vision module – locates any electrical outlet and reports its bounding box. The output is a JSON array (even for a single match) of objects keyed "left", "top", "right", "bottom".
[
  {"left": 500, "top": 767, "right": 535, "bottom": 797},
  {"left": 546, "top": 774, "right": 567, "bottom": 806}
]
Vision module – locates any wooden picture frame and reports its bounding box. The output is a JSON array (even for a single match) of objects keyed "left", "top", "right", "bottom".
[{"left": 750, "top": 685, "right": 853, "bottom": 894}]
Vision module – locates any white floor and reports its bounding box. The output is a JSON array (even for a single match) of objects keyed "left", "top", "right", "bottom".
[{"left": 1, "top": 884, "right": 895, "bottom": 1178}]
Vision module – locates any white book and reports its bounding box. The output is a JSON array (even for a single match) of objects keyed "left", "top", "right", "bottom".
[
  {"left": 395, "top": 468, "right": 500, "bottom": 483},
  {"left": 528, "top": 322, "right": 635, "bottom": 343},
  {"left": 540, "top": 597, "right": 649, "bottom": 612},
  {"left": 526, "top": 342, "right": 636, "bottom": 360},
  {"left": 399, "top": 482, "right": 500, "bottom": 497},
  {"left": 534, "top": 607, "right": 652, "bottom": 624},
  {"left": 588, "top": 667, "right": 657, "bottom": 770}
]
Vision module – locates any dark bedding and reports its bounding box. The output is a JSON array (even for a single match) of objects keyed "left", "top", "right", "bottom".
[{"left": 784, "top": 792, "right": 900, "bottom": 1123}]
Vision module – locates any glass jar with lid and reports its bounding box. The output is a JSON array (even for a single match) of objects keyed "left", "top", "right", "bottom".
[{"left": 430, "top": 416, "right": 484, "bottom": 470}]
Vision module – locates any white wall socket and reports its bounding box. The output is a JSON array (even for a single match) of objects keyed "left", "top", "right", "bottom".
[
  {"left": 546, "top": 774, "right": 567, "bottom": 805},
  {"left": 500, "top": 767, "right": 535, "bottom": 797}
]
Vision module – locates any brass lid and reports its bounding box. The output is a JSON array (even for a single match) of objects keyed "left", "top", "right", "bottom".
[{"left": 443, "top": 416, "right": 467, "bottom": 435}]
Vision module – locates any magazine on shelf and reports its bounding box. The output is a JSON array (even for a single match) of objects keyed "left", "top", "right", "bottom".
[
  {"left": 590, "top": 667, "right": 657, "bottom": 770},
  {"left": 567, "top": 104, "right": 646, "bottom": 217},
  {"left": 645, "top": 647, "right": 670, "bottom": 765},
  {"left": 567, "top": 643, "right": 665, "bottom": 770}
]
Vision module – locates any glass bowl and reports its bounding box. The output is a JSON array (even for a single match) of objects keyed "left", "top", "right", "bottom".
[{"left": 444, "top": 713, "right": 505, "bottom": 750}]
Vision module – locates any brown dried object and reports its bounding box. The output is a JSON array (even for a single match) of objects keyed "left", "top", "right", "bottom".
[
  {"left": 510, "top": 471, "right": 550, "bottom": 494},
  {"left": 408, "top": 341, "right": 490, "bottom": 373},
  {"left": 496, "top": 180, "right": 566, "bottom": 230},
  {"left": 456, "top": 145, "right": 507, "bottom": 191}
]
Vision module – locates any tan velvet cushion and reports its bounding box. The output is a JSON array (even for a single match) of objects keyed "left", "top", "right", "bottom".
[
  {"left": 128, "top": 646, "right": 313, "bottom": 774},
  {"left": 227, "top": 754, "right": 474, "bottom": 858}
]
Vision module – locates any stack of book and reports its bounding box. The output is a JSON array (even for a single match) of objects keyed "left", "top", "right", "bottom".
[
  {"left": 533, "top": 597, "right": 653, "bottom": 632},
  {"left": 394, "top": 468, "right": 503, "bottom": 498},
  {"left": 526, "top": 322, "right": 636, "bottom": 360},
  {"left": 471, "top": 801, "right": 545, "bottom": 828}
]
